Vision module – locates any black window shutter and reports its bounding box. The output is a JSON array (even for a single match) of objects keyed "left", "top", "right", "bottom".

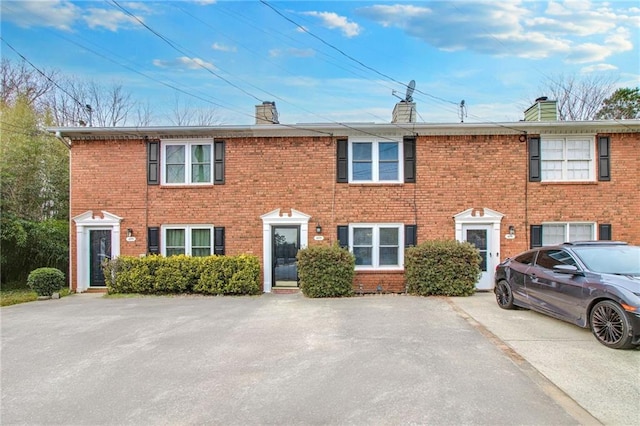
[
  {"left": 528, "top": 137, "right": 541, "bottom": 182},
  {"left": 530, "top": 225, "right": 543, "bottom": 248},
  {"left": 214, "top": 140, "right": 225, "bottom": 184},
  {"left": 337, "top": 226, "right": 349, "bottom": 248},
  {"left": 403, "top": 137, "right": 416, "bottom": 183},
  {"left": 147, "top": 141, "right": 160, "bottom": 185},
  {"left": 148, "top": 227, "right": 160, "bottom": 254},
  {"left": 214, "top": 227, "right": 225, "bottom": 255},
  {"left": 405, "top": 225, "right": 417, "bottom": 247},
  {"left": 598, "top": 136, "right": 610, "bottom": 181},
  {"left": 337, "top": 139, "right": 348, "bottom": 183},
  {"left": 598, "top": 224, "right": 612, "bottom": 241}
]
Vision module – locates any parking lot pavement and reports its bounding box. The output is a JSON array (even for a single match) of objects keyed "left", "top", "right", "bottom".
[
  {"left": 2, "top": 293, "right": 590, "bottom": 425},
  {"left": 449, "top": 292, "right": 640, "bottom": 426}
]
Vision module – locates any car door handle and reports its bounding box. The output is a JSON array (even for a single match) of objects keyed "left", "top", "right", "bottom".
[{"left": 529, "top": 274, "right": 538, "bottom": 283}]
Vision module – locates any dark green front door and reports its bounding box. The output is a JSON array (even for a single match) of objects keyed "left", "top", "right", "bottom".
[
  {"left": 273, "top": 226, "right": 300, "bottom": 287},
  {"left": 89, "top": 230, "right": 111, "bottom": 287}
]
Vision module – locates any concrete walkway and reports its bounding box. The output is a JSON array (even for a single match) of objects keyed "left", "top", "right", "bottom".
[
  {"left": 449, "top": 292, "right": 640, "bottom": 426},
  {"left": 1, "top": 292, "right": 637, "bottom": 425}
]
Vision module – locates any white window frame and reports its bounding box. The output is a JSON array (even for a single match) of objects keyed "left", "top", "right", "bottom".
[
  {"left": 348, "top": 137, "right": 403, "bottom": 183},
  {"left": 161, "top": 225, "right": 214, "bottom": 256},
  {"left": 540, "top": 135, "right": 595, "bottom": 182},
  {"left": 540, "top": 222, "right": 595, "bottom": 245},
  {"left": 161, "top": 139, "right": 214, "bottom": 185},
  {"left": 349, "top": 223, "right": 404, "bottom": 270}
]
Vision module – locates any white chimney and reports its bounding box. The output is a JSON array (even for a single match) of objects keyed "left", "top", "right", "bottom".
[
  {"left": 255, "top": 101, "right": 279, "bottom": 125},
  {"left": 392, "top": 101, "right": 416, "bottom": 123}
]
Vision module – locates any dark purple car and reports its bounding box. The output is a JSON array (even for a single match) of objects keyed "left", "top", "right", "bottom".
[{"left": 494, "top": 241, "right": 640, "bottom": 349}]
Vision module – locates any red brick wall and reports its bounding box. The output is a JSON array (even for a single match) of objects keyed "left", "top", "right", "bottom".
[{"left": 69, "top": 132, "right": 640, "bottom": 292}]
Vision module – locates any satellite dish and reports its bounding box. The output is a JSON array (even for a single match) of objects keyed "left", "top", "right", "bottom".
[{"left": 405, "top": 80, "right": 415, "bottom": 102}]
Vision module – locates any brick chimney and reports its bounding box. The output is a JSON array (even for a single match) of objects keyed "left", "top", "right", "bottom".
[
  {"left": 255, "top": 101, "right": 279, "bottom": 125},
  {"left": 392, "top": 101, "right": 416, "bottom": 123},
  {"left": 524, "top": 97, "right": 558, "bottom": 121}
]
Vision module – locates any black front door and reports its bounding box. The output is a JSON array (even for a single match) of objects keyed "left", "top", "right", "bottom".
[
  {"left": 273, "top": 226, "right": 300, "bottom": 287},
  {"left": 90, "top": 230, "right": 111, "bottom": 287}
]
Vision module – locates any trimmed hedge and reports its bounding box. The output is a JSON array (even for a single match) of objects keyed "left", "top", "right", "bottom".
[
  {"left": 103, "top": 254, "right": 261, "bottom": 295},
  {"left": 405, "top": 240, "right": 481, "bottom": 297},
  {"left": 27, "top": 267, "right": 66, "bottom": 297},
  {"left": 297, "top": 244, "right": 355, "bottom": 298}
]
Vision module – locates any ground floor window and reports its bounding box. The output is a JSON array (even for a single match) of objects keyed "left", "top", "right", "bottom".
[
  {"left": 350, "top": 224, "right": 403, "bottom": 269},
  {"left": 162, "top": 225, "right": 213, "bottom": 256},
  {"left": 541, "top": 222, "right": 594, "bottom": 245}
]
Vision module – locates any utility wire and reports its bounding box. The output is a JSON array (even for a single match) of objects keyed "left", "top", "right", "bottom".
[
  {"left": 109, "top": 0, "right": 265, "bottom": 104},
  {"left": 0, "top": 37, "right": 85, "bottom": 109}
]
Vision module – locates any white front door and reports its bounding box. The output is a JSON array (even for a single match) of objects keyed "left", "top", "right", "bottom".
[{"left": 462, "top": 224, "right": 494, "bottom": 290}]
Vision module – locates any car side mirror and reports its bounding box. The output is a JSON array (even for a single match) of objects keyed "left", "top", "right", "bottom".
[{"left": 553, "top": 264, "right": 584, "bottom": 276}]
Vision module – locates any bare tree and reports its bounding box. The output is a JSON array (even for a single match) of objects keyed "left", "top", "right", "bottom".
[
  {"left": 88, "top": 83, "right": 133, "bottom": 126},
  {"left": 134, "top": 100, "right": 154, "bottom": 126},
  {"left": 46, "top": 79, "right": 138, "bottom": 127},
  {"left": 537, "top": 74, "right": 618, "bottom": 121},
  {"left": 167, "top": 94, "right": 220, "bottom": 126},
  {"left": 1, "top": 58, "right": 57, "bottom": 111}
]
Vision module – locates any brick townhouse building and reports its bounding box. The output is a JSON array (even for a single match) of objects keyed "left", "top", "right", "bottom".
[{"left": 49, "top": 99, "right": 640, "bottom": 293}]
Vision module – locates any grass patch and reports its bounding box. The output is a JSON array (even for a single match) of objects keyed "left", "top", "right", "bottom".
[
  {"left": 103, "top": 292, "right": 147, "bottom": 299},
  {"left": 1, "top": 282, "right": 71, "bottom": 307}
]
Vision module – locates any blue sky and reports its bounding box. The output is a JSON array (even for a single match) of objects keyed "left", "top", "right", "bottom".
[{"left": 2, "top": 0, "right": 639, "bottom": 125}]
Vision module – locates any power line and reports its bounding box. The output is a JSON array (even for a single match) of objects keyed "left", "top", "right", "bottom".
[
  {"left": 0, "top": 37, "right": 85, "bottom": 110},
  {"left": 109, "top": 0, "right": 264, "bottom": 104}
]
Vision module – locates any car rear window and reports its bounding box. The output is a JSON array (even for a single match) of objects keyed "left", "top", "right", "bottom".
[{"left": 514, "top": 251, "right": 536, "bottom": 265}]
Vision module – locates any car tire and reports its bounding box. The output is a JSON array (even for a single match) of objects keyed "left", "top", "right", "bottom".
[
  {"left": 589, "top": 300, "right": 636, "bottom": 349},
  {"left": 495, "top": 280, "right": 515, "bottom": 310}
]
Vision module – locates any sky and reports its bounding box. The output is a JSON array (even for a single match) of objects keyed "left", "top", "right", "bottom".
[{"left": 1, "top": 0, "right": 639, "bottom": 126}]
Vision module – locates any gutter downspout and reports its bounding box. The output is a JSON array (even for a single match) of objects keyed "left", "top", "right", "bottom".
[{"left": 54, "top": 131, "right": 74, "bottom": 292}]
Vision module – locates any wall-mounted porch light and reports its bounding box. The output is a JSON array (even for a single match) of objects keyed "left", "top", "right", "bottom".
[
  {"left": 315, "top": 223, "right": 322, "bottom": 234},
  {"left": 127, "top": 228, "right": 134, "bottom": 238},
  {"left": 508, "top": 225, "right": 515, "bottom": 236}
]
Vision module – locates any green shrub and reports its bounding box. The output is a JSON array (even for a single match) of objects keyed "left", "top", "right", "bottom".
[
  {"left": 297, "top": 244, "right": 355, "bottom": 298},
  {"left": 1, "top": 214, "right": 68, "bottom": 285},
  {"left": 195, "top": 255, "right": 261, "bottom": 295},
  {"left": 405, "top": 240, "right": 481, "bottom": 297},
  {"left": 104, "top": 254, "right": 260, "bottom": 296},
  {"left": 154, "top": 255, "right": 201, "bottom": 293},
  {"left": 26, "top": 267, "right": 65, "bottom": 297}
]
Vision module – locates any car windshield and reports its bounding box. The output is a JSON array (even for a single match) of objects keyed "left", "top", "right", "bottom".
[{"left": 572, "top": 245, "right": 640, "bottom": 275}]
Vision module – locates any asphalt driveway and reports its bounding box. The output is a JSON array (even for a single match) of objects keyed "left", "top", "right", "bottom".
[{"left": 0, "top": 292, "right": 627, "bottom": 425}]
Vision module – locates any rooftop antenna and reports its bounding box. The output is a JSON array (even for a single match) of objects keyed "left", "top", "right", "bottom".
[
  {"left": 392, "top": 80, "right": 416, "bottom": 102},
  {"left": 85, "top": 104, "right": 93, "bottom": 127},
  {"left": 459, "top": 100, "right": 467, "bottom": 123}
]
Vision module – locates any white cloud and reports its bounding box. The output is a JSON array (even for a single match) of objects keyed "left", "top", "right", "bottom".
[
  {"left": 83, "top": 8, "right": 141, "bottom": 31},
  {"left": 211, "top": 42, "right": 237, "bottom": 52},
  {"left": 153, "top": 57, "right": 217, "bottom": 71},
  {"left": 1, "top": 0, "right": 150, "bottom": 32},
  {"left": 1, "top": 0, "right": 79, "bottom": 31},
  {"left": 302, "top": 11, "right": 361, "bottom": 37},
  {"left": 581, "top": 64, "right": 618, "bottom": 73},
  {"left": 357, "top": 1, "right": 640, "bottom": 64}
]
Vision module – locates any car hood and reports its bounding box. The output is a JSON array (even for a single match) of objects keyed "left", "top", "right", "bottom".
[{"left": 602, "top": 273, "right": 640, "bottom": 294}]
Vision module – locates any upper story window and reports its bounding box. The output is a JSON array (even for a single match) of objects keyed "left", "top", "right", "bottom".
[
  {"left": 162, "top": 225, "right": 213, "bottom": 256},
  {"left": 162, "top": 140, "right": 213, "bottom": 185},
  {"left": 350, "top": 223, "right": 404, "bottom": 270},
  {"left": 349, "top": 138, "right": 403, "bottom": 183},
  {"left": 540, "top": 136, "right": 595, "bottom": 182}
]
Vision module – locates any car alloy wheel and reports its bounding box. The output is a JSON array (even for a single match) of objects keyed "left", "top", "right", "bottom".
[
  {"left": 495, "top": 280, "right": 514, "bottom": 310},
  {"left": 589, "top": 300, "right": 635, "bottom": 349}
]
